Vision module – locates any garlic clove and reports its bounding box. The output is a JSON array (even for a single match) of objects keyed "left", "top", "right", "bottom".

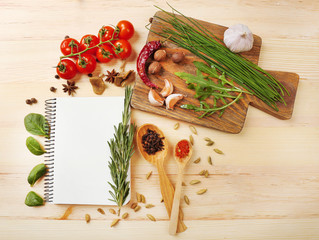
[
  {"left": 165, "top": 93, "right": 184, "bottom": 110},
  {"left": 148, "top": 88, "right": 164, "bottom": 106},
  {"left": 223, "top": 24, "right": 254, "bottom": 53},
  {"left": 160, "top": 79, "right": 174, "bottom": 97}
]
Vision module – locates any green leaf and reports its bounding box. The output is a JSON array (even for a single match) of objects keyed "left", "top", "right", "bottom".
[
  {"left": 24, "top": 113, "right": 49, "bottom": 137},
  {"left": 26, "top": 136, "right": 46, "bottom": 156},
  {"left": 25, "top": 191, "right": 44, "bottom": 207},
  {"left": 27, "top": 163, "right": 47, "bottom": 186}
]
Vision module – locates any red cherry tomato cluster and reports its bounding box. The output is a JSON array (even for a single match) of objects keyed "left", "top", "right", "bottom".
[{"left": 56, "top": 20, "right": 134, "bottom": 80}]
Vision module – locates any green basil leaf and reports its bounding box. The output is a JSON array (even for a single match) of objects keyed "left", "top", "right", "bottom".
[
  {"left": 24, "top": 113, "right": 49, "bottom": 137},
  {"left": 27, "top": 163, "right": 47, "bottom": 186},
  {"left": 25, "top": 191, "right": 44, "bottom": 207},
  {"left": 26, "top": 136, "right": 46, "bottom": 156}
]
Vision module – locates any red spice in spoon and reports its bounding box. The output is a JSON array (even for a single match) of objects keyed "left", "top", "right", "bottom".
[{"left": 175, "top": 140, "right": 190, "bottom": 159}]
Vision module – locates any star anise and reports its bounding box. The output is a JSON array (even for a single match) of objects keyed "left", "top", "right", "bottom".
[
  {"left": 62, "top": 80, "right": 78, "bottom": 96},
  {"left": 105, "top": 69, "right": 119, "bottom": 83}
]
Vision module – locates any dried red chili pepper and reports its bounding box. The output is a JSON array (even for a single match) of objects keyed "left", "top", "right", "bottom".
[
  {"left": 136, "top": 40, "right": 161, "bottom": 88},
  {"left": 175, "top": 140, "right": 190, "bottom": 159}
]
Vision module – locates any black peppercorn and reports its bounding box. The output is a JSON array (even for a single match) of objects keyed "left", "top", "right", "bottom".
[
  {"left": 88, "top": 73, "right": 93, "bottom": 77},
  {"left": 30, "top": 98, "right": 37, "bottom": 104},
  {"left": 55, "top": 74, "right": 60, "bottom": 79},
  {"left": 26, "top": 99, "right": 32, "bottom": 105},
  {"left": 64, "top": 35, "right": 70, "bottom": 39}
]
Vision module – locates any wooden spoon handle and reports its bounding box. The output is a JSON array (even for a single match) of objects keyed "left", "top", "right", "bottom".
[
  {"left": 156, "top": 161, "right": 187, "bottom": 233},
  {"left": 168, "top": 167, "right": 183, "bottom": 235}
]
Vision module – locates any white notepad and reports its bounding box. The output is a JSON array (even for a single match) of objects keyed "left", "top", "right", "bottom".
[{"left": 44, "top": 97, "right": 130, "bottom": 205}]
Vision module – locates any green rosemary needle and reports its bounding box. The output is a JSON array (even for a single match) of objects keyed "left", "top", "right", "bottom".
[{"left": 107, "top": 86, "right": 135, "bottom": 214}]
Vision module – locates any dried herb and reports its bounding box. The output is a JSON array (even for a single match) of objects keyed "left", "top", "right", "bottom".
[
  {"left": 24, "top": 113, "right": 49, "bottom": 137},
  {"left": 26, "top": 136, "right": 46, "bottom": 156},
  {"left": 62, "top": 80, "right": 78, "bottom": 96},
  {"left": 27, "top": 163, "right": 47, "bottom": 186},
  {"left": 141, "top": 129, "right": 165, "bottom": 155},
  {"left": 105, "top": 69, "right": 119, "bottom": 83},
  {"left": 107, "top": 87, "right": 135, "bottom": 214},
  {"left": 25, "top": 191, "right": 44, "bottom": 206}
]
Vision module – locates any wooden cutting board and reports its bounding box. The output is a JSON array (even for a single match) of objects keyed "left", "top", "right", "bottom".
[{"left": 131, "top": 11, "right": 299, "bottom": 134}]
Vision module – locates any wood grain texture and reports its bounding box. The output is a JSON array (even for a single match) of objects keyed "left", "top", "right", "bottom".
[{"left": 131, "top": 11, "right": 299, "bottom": 133}]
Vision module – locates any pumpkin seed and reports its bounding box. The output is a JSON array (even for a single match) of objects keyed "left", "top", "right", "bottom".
[
  {"left": 110, "top": 219, "right": 120, "bottom": 227},
  {"left": 189, "top": 135, "right": 194, "bottom": 145},
  {"left": 206, "top": 141, "right": 214, "bottom": 146},
  {"left": 197, "top": 188, "right": 207, "bottom": 195},
  {"left": 189, "top": 125, "right": 197, "bottom": 135},
  {"left": 85, "top": 214, "right": 91, "bottom": 223},
  {"left": 208, "top": 156, "right": 213, "bottom": 165},
  {"left": 146, "top": 171, "right": 152, "bottom": 180},
  {"left": 214, "top": 148, "right": 224, "bottom": 154},
  {"left": 205, "top": 170, "right": 209, "bottom": 178},
  {"left": 122, "top": 212, "right": 129, "bottom": 219},
  {"left": 174, "top": 123, "right": 180, "bottom": 130},
  {"left": 134, "top": 205, "right": 141, "bottom": 212},
  {"left": 145, "top": 204, "right": 155, "bottom": 208},
  {"left": 199, "top": 170, "right": 206, "bottom": 175},
  {"left": 97, "top": 208, "right": 105, "bottom": 215},
  {"left": 190, "top": 179, "right": 201, "bottom": 185},
  {"left": 193, "top": 157, "right": 201, "bottom": 164},
  {"left": 131, "top": 202, "right": 137, "bottom": 209},
  {"left": 109, "top": 208, "right": 116, "bottom": 214},
  {"left": 146, "top": 214, "right": 156, "bottom": 221},
  {"left": 184, "top": 195, "right": 190, "bottom": 205}
]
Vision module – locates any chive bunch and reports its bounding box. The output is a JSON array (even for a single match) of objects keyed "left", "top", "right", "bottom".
[{"left": 150, "top": 4, "right": 289, "bottom": 111}]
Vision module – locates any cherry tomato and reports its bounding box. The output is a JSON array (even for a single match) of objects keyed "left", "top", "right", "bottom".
[
  {"left": 79, "top": 34, "right": 100, "bottom": 55},
  {"left": 56, "top": 59, "right": 77, "bottom": 80},
  {"left": 60, "top": 38, "right": 81, "bottom": 56},
  {"left": 98, "top": 26, "right": 115, "bottom": 42},
  {"left": 96, "top": 45, "right": 115, "bottom": 63},
  {"left": 76, "top": 54, "right": 96, "bottom": 74},
  {"left": 112, "top": 39, "right": 132, "bottom": 60},
  {"left": 116, "top": 20, "right": 134, "bottom": 40}
]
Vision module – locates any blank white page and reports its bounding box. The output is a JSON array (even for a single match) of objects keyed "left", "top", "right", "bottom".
[{"left": 52, "top": 97, "right": 128, "bottom": 205}]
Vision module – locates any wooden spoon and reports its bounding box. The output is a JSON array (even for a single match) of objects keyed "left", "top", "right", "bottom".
[
  {"left": 168, "top": 139, "right": 193, "bottom": 235},
  {"left": 136, "top": 124, "right": 187, "bottom": 233}
]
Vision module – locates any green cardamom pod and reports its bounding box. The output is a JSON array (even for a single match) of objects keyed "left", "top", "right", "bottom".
[
  {"left": 25, "top": 191, "right": 44, "bottom": 207},
  {"left": 27, "top": 163, "right": 47, "bottom": 186}
]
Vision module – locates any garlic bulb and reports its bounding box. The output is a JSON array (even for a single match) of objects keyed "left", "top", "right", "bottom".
[{"left": 223, "top": 24, "right": 254, "bottom": 53}]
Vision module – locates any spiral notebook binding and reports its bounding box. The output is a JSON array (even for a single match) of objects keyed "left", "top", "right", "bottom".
[{"left": 44, "top": 98, "right": 56, "bottom": 203}]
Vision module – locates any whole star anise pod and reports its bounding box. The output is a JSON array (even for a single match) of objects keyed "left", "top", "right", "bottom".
[
  {"left": 62, "top": 81, "right": 78, "bottom": 96},
  {"left": 105, "top": 69, "right": 119, "bottom": 83}
]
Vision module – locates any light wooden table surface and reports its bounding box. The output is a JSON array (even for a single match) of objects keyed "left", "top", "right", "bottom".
[{"left": 1, "top": 0, "right": 318, "bottom": 239}]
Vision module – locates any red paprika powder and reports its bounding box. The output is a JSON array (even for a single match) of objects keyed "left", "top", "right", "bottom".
[{"left": 175, "top": 140, "right": 190, "bottom": 159}]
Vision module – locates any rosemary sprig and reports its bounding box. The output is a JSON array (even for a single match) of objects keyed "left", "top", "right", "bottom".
[{"left": 107, "top": 86, "right": 135, "bottom": 214}]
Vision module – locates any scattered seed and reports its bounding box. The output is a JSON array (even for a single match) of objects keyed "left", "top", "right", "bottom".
[
  {"left": 30, "top": 98, "right": 37, "bottom": 104},
  {"left": 55, "top": 74, "right": 60, "bottom": 79},
  {"left": 146, "top": 214, "right": 156, "bottom": 221},
  {"left": 50, "top": 87, "right": 57, "bottom": 92},
  {"left": 206, "top": 141, "right": 214, "bottom": 146},
  {"left": 110, "top": 219, "right": 120, "bottom": 227},
  {"left": 122, "top": 212, "right": 129, "bottom": 219},
  {"left": 130, "top": 202, "right": 137, "bottom": 209},
  {"left": 85, "top": 214, "right": 91, "bottom": 223},
  {"left": 174, "top": 123, "right": 180, "bottom": 130},
  {"left": 199, "top": 170, "right": 206, "bottom": 176},
  {"left": 214, "top": 148, "right": 224, "bottom": 154},
  {"left": 146, "top": 171, "right": 152, "bottom": 180},
  {"left": 189, "top": 135, "right": 194, "bottom": 145},
  {"left": 145, "top": 204, "right": 155, "bottom": 208},
  {"left": 208, "top": 156, "right": 213, "bottom": 165},
  {"left": 184, "top": 195, "right": 190, "bottom": 205},
  {"left": 134, "top": 205, "right": 141, "bottom": 212},
  {"left": 204, "top": 170, "right": 209, "bottom": 178},
  {"left": 26, "top": 99, "right": 32, "bottom": 105},
  {"left": 109, "top": 208, "right": 116, "bottom": 214},
  {"left": 197, "top": 188, "right": 207, "bottom": 195},
  {"left": 141, "top": 194, "right": 146, "bottom": 203},
  {"left": 189, "top": 125, "right": 197, "bottom": 135},
  {"left": 97, "top": 208, "right": 105, "bottom": 215},
  {"left": 136, "top": 192, "right": 142, "bottom": 202},
  {"left": 193, "top": 157, "right": 201, "bottom": 164},
  {"left": 182, "top": 182, "right": 187, "bottom": 186},
  {"left": 190, "top": 180, "right": 201, "bottom": 185}
]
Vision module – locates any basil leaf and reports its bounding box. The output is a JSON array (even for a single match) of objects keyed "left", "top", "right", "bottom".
[
  {"left": 24, "top": 113, "right": 49, "bottom": 137},
  {"left": 25, "top": 191, "right": 44, "bottom": 207},
  {"left": 26, "top": 136, "right": 46, "bottom": 155},
  {"left": 27, "top": 163, "right": 47, "bottom": 186}
]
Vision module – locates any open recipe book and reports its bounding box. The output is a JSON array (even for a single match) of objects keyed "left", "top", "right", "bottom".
[{"left": 44, "top": 96, "right": 130, "bottom": 205}]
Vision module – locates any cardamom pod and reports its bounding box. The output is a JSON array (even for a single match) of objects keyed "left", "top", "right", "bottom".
[
  {"left": 199, "top": 170, "right": 206, "bottom": 175},
  {"left": 189, "top": 125, "right": 197, "bottom": 135},
  {"left": 27, "top": 163, "right": 47, "bottom": 187},
  {"left": 197, "top": 188, "right": 207, "bottom": 195},
  {"left": 184, "top": 195, "right": 190, "bottom": 205},
  {"left": 208, "top": 156, "right": 213, "bottom": 165},
  {"left": 182, "top": 182, "right": 187, "bottom": 186},
  {"left": 146, "top": 171, "right": 152, "bottom": 180},
  {"left": 136, "top": 192, "right": 142, "bottom": 202},
  {"left": 193, "top": 157, "right": 201, "bottom": 164},
  {"left": 206, "top": 141, "right": 214, "bottom": 146},
  {"left": 145, "top": 204, "right": 155, "bottom": 208},
  {"left": 146, "top": 214, "right": 156, "bottom": 221},
  {"left": 134, "top": 205, "right": 141, "bottom": 212},
  {"left": 141, "top": 194, "right": 146, "bottom": 203},
  {"left": 204, "top": 137, "right": 212, "bottom": 142},
  {"left": 204, "top": 170, "right": 209, "bottom": 178},
  {"left": 190, "top": 180, "right": 201, "bottom": 185},
  {"left": 122, "top": 212, "right": 129, "bottom": 219},
  {"left": 189, "top": 135, "right": 194, "bottom": 145},
  {"left": 130, "top": 202, "right": 137, "bottom": 209},
  {"left": 85, "top": 214, "right": 91, "bottom": 223},
  {"left": 110, "top": 219, "right": 120, "bottom": 227},
  {"left": 214, "top": 148, "right": 224, "bottom": 154},
  {"left": 97, "top": 208, "right": 105, "bottom": 214},
  {"left": 174, "top": 123, "right": 180, "bottom": 130},
  {"left": 109, "top": 208, "right": 116, "bottom": 214}
]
